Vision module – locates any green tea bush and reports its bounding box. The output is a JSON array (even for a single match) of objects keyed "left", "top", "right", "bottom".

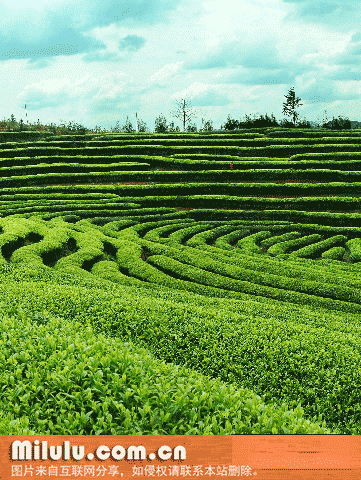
[
  {"left": 194, "top": 241, "right": 361, "bottom": 288},
  {"left": 1, "top": 126, "right": 361, "bottom": 436},
  {"left": 214, "top": 229, "right": 251, "bottom": 250},
  {"left": 289, "top": 235, "right": 347, "bottom": 259},
  {"left": 143, "top": 220, "right": 196, "bottom": 243},
  {"left": 236, "top": 231, "right": 272, "bottom": 254},
  {"left": 322, "top": 246, "right": 346, "bottom": 260},
  {"left": 346, "top": 238, "right": 361, "bottom": 262},
  {"left": 0, "top": 311, "right": 332, "bottom": 435},
  {"left": 186, "top": 222, "right": 253, "bottom": 247},
  {"left": 146, "top": 251, "right": 361, "bottom": 312},
  {"left": 260, "top": 231, "right": 302, "bottom": 248},
  {"left": 168, "top": 223, "right": 220, "bottom": 245},
  {"left": 267, "top": 234, "right": 323, "bottom": 256},
  {"left": 0, "top": 279, "right": 358, "bottom": 433}
]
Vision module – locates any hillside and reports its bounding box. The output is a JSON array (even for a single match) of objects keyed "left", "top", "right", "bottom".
[{"left": 1, "top": 127, "right": 360, "bottom": 435}]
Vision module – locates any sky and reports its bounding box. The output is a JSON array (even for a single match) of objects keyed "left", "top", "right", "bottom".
[{"left": 1, "top": 0, "right": 361, "bottom": 132}]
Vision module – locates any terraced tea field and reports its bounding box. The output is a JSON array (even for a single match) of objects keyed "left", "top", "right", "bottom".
[{"left": 1, "top": 127, "right": 361, "bottom": 435}]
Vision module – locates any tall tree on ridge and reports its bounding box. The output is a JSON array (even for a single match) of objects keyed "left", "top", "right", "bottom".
[
  {"left": 282, "top": 87, "right": 303, "bottom": 126},
  {"left": 171, "top": 98, "right": 197, "bottom": 132}
]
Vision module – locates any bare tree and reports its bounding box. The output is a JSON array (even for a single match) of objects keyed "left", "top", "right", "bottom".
[
  {"left": 171, "top": 98, "right": 197, "bottom": 132},
  {"left": 22, "top": 102, "right": 28, "bottom": 124}
]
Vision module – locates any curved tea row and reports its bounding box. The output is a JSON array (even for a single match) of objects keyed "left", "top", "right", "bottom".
[{"left": 0, "top": 128, "right": 360, "bottom": 435}]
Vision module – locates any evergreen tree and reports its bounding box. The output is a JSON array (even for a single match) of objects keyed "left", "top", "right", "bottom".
[
  {"left": 322, "top": 115, "right": 351, "bottom": 130},
  {"left": 154, "top": 114, "right": 168, "bottom": 133},
  {"left": 122, "top": 116, "right": 135, "bottom": 133},
  {"left": 186, "top": 123, "right": 197, "bottom": 133},
  {"left": 282, "top": 87, "right": 303, "bottom": 126},
  {"left": 200, "top": 118, "right": 214, "bottom": 132},
  {"left": 137, "top": 118, "right": 148, "bottom": 132},
  {"left": 223, "top": 115, "right": 240, "bottom": 131}
]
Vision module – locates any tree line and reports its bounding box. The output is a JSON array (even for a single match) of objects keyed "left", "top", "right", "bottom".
[
  {"left": 111, "top": 88, "right": 352, "bottom": 133},
  {"left": 1, "top": 87, "right": 353, "bottom": 135},
  {"left": 222, "top": 88, "right": 351, "bottom": 131}
]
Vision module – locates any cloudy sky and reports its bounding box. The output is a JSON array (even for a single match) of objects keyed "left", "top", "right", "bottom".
[{"left": 1, "top": 0, "right": 360, "bottom": 131}]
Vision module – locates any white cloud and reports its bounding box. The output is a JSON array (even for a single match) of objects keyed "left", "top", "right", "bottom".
[
  {"left": 149, "top": 62, "right": 183, "bottom": 84},
  {"left": 172, "top": 82, "right": 231, "bottom": 106},
  {"left": 16, "top": 72, "right": 132, "bottom": 114},
  {"left": 1, "top": 0, "right": 361, "bottom": 131},
  {"left": 173, "top": 82, "right": 212, "bottom": 99},
  {"left": 198, "top": 0, "right": 287, "bottom": 47}
]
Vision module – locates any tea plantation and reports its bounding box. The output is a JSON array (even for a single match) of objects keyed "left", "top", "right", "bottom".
[{"left": 1, "top": 127, "right": 360, "bottom": 434}]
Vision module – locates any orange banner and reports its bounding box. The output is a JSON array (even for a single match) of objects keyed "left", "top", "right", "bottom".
[{"left": 0, "top": 435, "right": 359, "bottom": 480}]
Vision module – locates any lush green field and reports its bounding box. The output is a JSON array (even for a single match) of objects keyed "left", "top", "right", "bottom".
[{"left": 0, "top": 127, "right": 360, "bottom": 434}]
